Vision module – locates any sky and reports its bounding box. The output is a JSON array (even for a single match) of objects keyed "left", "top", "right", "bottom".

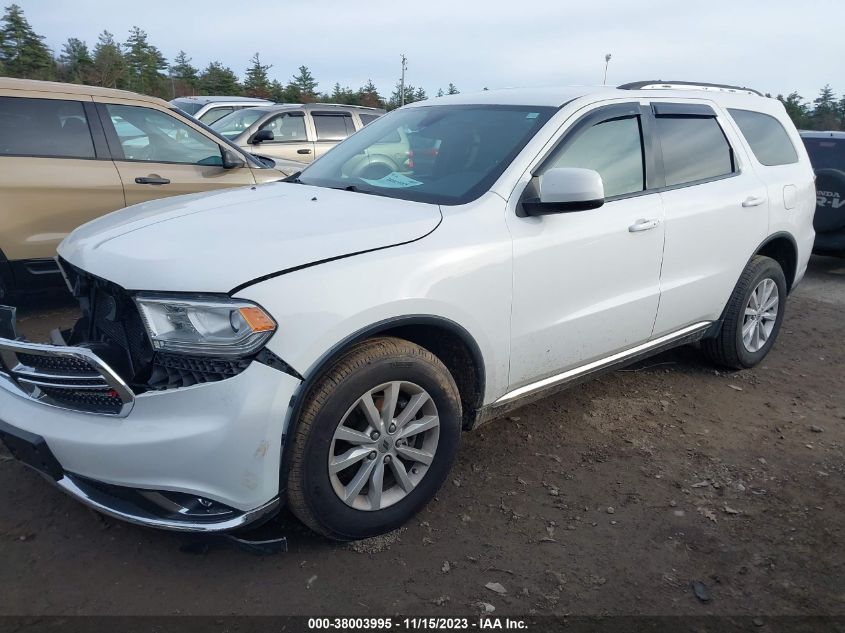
[{"left": 16, "top": 0, "right": 845, "bottom": 101}]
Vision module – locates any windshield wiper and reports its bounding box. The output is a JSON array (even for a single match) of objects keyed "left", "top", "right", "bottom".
[{"left": 282, "top": 171, "right": 303, "bottom": 183}]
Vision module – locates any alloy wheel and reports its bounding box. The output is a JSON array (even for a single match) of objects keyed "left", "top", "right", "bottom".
[{"left": 328, "top": 381, "right": 440, "bottom": 511}]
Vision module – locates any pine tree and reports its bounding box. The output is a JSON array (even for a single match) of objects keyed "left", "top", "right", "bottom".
[
  {"left": 58, "top": 37, "right": 92, "bottom": 84},
  {"left": 436, "top": 88, "right": 444, "bottom": 97},
  {"left": 269, "top": 79, "right": 286, "bottom": 102},
  {"left": 414, "top": 87, "right": 427, "bottom": 102},
  {"left": 198, "top": 61, "right": 241, "bottom": 95},
  {"left": 777, "top": 92, "right": 809, "bottom": 130},
  {"left": 838, "top": 96, "right": 845, "bottom": 131},
  {"left": 170, "top": 50, "right": 198, "bottom": 95},
  {"left": 243, "top": 52, "right": 272, "bottom": 98},
  {"left": 811, "top": 85, "right": 839, "bottom": 130},
  {"left": 358, "top": 79, "right": 383, "bottom": 109},
  {"left": 91, "top": 31, "right": 126, "bottom": 88},
  {"left": 123, "top": 26, "right": 168, "bottom": 96},
  {"left": 447, "top": 83, "right": 459, "bottom": 95},
  {"left": 287, "top": 65, "right": 318, "bottom": 102},
  {"left": 0, "top": 4, "right": 55, "bottom": 80}
]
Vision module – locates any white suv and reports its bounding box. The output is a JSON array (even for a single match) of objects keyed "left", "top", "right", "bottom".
[{"left": 0, "top": 83, "right": 815, "bottom": 540}]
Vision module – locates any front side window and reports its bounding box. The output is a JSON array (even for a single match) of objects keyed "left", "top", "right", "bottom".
[
  {"left": 211, "top": 107, "right": 269, "bottom": 140},
  {"left": 106, "top": 104, "right": 223, "bottom": 166},
  {"left": 198, "top": 106, "right": 234, "bottom": 125},
  {"left": 0, "top": 96, "right": 95, "bottom": 159},
  {"left": 729, "top": 109, "right": 799, "bottom": 166},
  {"left": 543, "top": 116, "right": 644, "bottom": 198},
  {"left": 260, "top": 113, "right": 307, "bottom": 142},
  {"left": 298, "top": 104, "right": 556, "bottom": 205},
  {"left": 656, "top": 116, "right": 734, "bottom": 187},
  {"left": 312, "top": 113, "right": 355, "bottom": 141}
]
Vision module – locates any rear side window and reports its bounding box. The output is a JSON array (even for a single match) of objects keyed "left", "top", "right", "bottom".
[
  {"left": 729, "top": 109, "right": 798, "bottom": 166},
  {"left": 655, "top": 116, "right": 735, "bottom": 187},
  {"left": 0, "top": 96, "right": 95, "bottom": 159},
  {"left": 313, "top": 113, "right": 356, "bottom": 141},
  {"left": 359, "top": 113, "right": 381, "bottom": 126}
]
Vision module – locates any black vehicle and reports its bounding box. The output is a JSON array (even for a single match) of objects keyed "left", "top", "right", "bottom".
[{"left": 801, "top": 131, "right": 845, "bottom": 255}]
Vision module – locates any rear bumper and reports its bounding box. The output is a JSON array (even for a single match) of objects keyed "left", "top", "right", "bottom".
[
  {"left": 0, "top": 334, "right": 301, "bottom": 531},
  {"left": 813, "top": 230, "right": 845, "bottom": 255}
]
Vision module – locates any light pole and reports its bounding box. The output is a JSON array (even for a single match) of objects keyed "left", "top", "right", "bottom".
[
  {"left": 603, "top": 53, "right": 612, "bottom": 85},
  {"left": 400, "top": 54, "right": 408, "bottom": 106}
]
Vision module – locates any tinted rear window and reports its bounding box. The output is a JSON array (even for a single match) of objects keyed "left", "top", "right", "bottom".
[
  {"left": 0, "top": 96, "right": 95, "bottom": 159},
  {"left": 313, "top": 113, "right": 356, "bottom": 141},
  {"left": 729, "top": 109, "right": 798, "bottom": 166},
  {"left": 655, "top": 116, "right": 734, "bottom": 187},
  {"left": 802, "top": 137, "right": 845, "bottom": 170}
]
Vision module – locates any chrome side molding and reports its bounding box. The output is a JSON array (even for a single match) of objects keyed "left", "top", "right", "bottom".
[{"left": 495, "top": 321, "right": 713, "bottom": 405}]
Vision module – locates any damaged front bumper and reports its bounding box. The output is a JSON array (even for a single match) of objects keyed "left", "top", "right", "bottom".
[{"left": 0, "top": 305, "right": 300, "bottom": 533}]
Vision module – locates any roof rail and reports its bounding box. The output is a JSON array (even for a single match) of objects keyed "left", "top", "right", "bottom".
[{"left": 618, "top": 80, "right": 763, "bottom": 97}]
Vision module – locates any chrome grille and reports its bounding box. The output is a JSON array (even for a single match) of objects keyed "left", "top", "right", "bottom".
[{"left": 0, "top": 339, "right": 134, "bottom": 416}]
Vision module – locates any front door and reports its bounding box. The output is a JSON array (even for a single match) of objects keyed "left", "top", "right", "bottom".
[
  {"left": 252, "top": 111, "right": 314, "bottom": 162},
  {"left": 506, "top": 103, "right": 665, "bottom": 389},
  {"left": 97, "top": 101, "right": 256, "bottom": 206}
]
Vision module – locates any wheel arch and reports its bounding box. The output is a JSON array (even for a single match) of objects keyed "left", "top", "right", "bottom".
[
  {"left": 755, "top": 231, "right": 798, "bottom": 291},
  {"left": 278, "top": 315, "right": 486, "bottom": 495}
]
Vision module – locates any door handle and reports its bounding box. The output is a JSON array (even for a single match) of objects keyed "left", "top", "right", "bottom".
[
  {"left": 135, "top": 175, "right": 170, "bottom": 185},
  {"left": 742, "top": 195, "right": 766, "bottom": 207},
  {"left": 297, "top": 149, "right": 312, "bottom": 155},
  {"left": 628, "top": 218, "right": 660, "bottom": 232}
]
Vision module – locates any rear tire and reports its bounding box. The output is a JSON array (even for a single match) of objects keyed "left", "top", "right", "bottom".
[
  {"left": 287, "top": 336, "right": 461, "bottom": 541},
  {"left": 702, "top": 255, "right": 787, "bottom": 369}
]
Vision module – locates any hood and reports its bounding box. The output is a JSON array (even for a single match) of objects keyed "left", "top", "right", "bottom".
[{"left": 58, "top": 183, "right": 441, "bottom": 293}]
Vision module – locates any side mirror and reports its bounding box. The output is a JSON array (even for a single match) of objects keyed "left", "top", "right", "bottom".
[
  {"left": 222, "top": 148, "right": 246, "bottom": 169},
  {"left": 248, "top": 128, "right": 274, "bottom": 144},
  {"left": 521, "top": 167, "right": 605, "bottom": 216}
]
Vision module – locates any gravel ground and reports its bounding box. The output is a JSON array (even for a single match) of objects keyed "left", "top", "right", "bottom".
[{"left": 0, "top": 256, "right": 843, "bottom": 617}]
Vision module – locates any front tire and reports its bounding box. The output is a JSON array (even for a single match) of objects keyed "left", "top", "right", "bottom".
[
  {"left": 702, "top": 255, "right": 787, "bottom": 369},
  {"left": 287, "top": 337, "right": 461, "bottom": 541}
]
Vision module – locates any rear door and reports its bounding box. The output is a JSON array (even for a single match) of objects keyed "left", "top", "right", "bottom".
[
  {"left": 651, "top": 101, "right": 769, "bottom": 336},
  {"left": 0, "top": 92, "right": 124, "bottom": 269},
  {"left": 96, "top": 100, "right": 257, "bottom": 206},
  {"left": 311, "top": 110, "right": 357, "bottom": 159}
]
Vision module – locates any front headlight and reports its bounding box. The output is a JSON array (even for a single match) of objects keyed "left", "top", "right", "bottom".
[{"left": 135, "top": 294, "right": 276, "bottom": 358}]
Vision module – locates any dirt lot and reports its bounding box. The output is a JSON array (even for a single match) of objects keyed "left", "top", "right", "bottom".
[{"left": 0, "top": 256, "right": 843, "bottom": 617}]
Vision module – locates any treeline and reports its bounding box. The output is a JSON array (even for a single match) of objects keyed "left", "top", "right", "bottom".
[
  {"left": 1, "top": 3, "right": 843, "bottom": 127},
  {"left": 0, "top": 4, "right": 459, "bottom": 110}
]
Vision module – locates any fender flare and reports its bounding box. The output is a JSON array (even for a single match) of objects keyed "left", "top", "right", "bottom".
[{"left": 276, "top": 314, "right": 486, "bottom": 496}]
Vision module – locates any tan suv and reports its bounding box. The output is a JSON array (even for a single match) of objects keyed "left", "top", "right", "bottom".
[
  {"left": 211, "top": 103, "right": 385, "bottom": 163},
  {"left": 0, "top": 78, "right": 296, "bottom": 301}
]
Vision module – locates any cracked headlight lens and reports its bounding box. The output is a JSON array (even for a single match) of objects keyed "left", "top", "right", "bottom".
[{"left": 135, "top": 295, "right": 276, "bottom": 358}]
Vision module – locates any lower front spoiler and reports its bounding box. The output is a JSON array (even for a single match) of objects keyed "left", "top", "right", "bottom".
[
  {"left": 0, "top": 418, "right": 280, "bottom": 534},
  {"left": 54, "top": 475, "right": 281, "bottom": 533}
]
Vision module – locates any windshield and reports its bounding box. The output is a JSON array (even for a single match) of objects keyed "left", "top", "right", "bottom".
[
  {"left": 298, "top": 104, "right": 556, "bottom": 205},
  {"left": 803, "top": 137, "right": 845, "bottom": 170},
  {"left": 171, "top": 99, "right": 203, "bottom": 116},
  {"left": 211, "top": 108, "right": 270, "bottom": 140}
]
